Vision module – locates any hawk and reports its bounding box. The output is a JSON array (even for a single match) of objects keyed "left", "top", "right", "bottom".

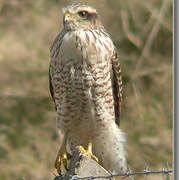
[{"left": 49, "top": 4, "right": 127, "bottom": 174}]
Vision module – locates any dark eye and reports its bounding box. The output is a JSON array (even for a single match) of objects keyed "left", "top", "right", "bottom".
[{"left": 78, "top": 11, "right": 88, "bottom": 17}]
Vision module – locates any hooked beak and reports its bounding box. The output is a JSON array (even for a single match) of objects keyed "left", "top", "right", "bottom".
[{"left": 63, "top": 13, "right": 74, "bottom": 24}]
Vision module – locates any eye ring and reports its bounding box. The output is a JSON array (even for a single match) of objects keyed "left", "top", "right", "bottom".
[{"left": 78, "top": 11, "right": 88, "bottom": 17}]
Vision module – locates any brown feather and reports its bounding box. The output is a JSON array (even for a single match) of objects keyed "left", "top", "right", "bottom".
[
  {"left": 49, "top": 30, "right": 66, "bottom": 110},
  {"left": 111, "top": 51, "right": 122, "bottom": 126}
]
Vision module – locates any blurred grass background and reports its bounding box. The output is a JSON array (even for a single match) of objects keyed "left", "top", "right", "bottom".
[{"left": 0, "top": 0, "right": 172, "bottom": 179}]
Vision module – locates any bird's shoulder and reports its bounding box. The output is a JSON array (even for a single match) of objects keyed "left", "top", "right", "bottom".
[{"left": 50, "top": 29, "right": 67, "bottom": 59}]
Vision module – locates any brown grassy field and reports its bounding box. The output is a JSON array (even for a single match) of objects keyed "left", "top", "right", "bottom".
[{"left": 0, "top": 0, "right": 172, "bottom": 179}]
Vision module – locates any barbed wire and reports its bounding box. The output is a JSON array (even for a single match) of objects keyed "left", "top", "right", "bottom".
[{"left": 70, "top": 169, "right": 173, "bottom": 180}]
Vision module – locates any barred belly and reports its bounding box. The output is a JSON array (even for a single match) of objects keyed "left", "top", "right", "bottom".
[{"left": 54, "top": 60, "right": 115, "bottom": 133}]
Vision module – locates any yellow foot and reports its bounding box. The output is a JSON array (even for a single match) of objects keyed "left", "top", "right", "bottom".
[
  {"left": 78, "top": 142, "right": 98, "bottom": 162},
  {"left": 55, "top": 152, "right": 70, "bottom": 175}
]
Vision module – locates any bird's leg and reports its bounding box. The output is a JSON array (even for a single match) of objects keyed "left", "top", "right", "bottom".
[
  {"left": 78, "top": 142, "right": 98, "bottom": 162},
  {"left": 55, "top": 145, "right": 70, "bottom": 175}
]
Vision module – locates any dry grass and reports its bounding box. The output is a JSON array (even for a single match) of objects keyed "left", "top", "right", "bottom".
[{"left": 0, "top": 0, "right": 172, "bottom": 179}]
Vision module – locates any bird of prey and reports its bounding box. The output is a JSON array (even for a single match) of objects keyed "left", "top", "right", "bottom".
[{"left": 49, "top": 3, "right": 127, "bottom": 174}]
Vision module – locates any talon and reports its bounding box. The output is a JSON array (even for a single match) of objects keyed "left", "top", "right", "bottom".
[
  {"left": 78, "top": 142, "right": 98, "bottom": 162},
  {"left": 56, "top": 155, "right": 62, "bottom": 175},
  {"left": 55, "top": 152, "right": 70, "bottom": 175},
  {"left": 62, "top": 153, "right": 69, "bottom": 171}
]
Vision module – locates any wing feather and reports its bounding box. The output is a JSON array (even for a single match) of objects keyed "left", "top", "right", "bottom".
[
  {"left": 49, "top": 30, "right": 66, "bottom": 109},
  {"left": 111, "top": 51, "right": 122, "bottom": 126}
]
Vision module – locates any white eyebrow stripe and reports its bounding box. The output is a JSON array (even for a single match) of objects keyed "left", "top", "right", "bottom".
[
  {"left": 77, "top": 7, "right": 97, "bottom": 13},
  {"left": 62, "top": 4, "right": 97, "bottom": 15}
]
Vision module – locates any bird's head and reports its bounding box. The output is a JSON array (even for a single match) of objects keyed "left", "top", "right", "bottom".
[{"left": 62, "top": 4, "right": 102, "bottom": 30}]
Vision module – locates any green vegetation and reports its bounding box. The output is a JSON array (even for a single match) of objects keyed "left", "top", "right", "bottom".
[{"left": 0, "top": 0, "right": 172, "bottom": 179}]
